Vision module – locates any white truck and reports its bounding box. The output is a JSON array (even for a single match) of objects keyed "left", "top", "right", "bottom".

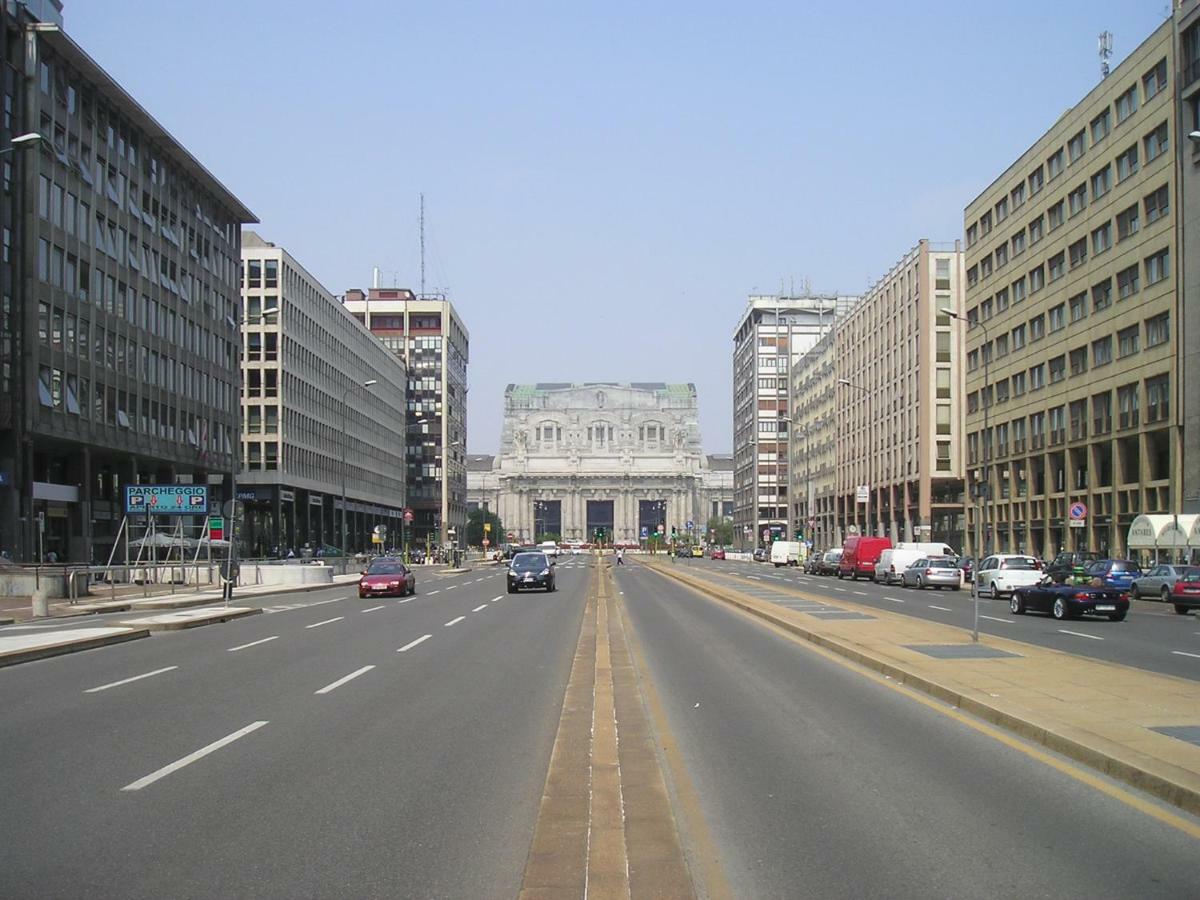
[{"left": 770, "top": 541, "right": 802, "bottom": 567}]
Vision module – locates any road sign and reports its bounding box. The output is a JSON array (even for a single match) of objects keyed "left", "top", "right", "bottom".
[
  {"left": 371, "top": 533, "right": 383, "bottom": 544},
  {"left": 374, "top": 524, "right": 388, "bottom": 536},
  {"left": 1068, "top": 502, "right": 1088, "bottom": 520},
  {"left": 762, "top": 528, "right": 769, "bottom": 542},
  {"left": 403, "top": 508, "right": 414, "bottom": 523},
  {"left": 640, "top": 526, "right": 649, "bottom": 539},
  {"left": 482, "top": 538, "right": 490, "bottom": 548},
  {"left": 208, "top": 516, "right": 224, "bottom": 541},
  {"left": 808, "top": 518, "right": 815, "bottom": 528},
  {"left": 856, "top": 485, "right": 869, "bottom": 504},
  {"left": 125, "top": 485, "right": 208, "bottom": 515},
  {"left": 483, "top": 522, "right": 491, "bottom": 532},
  {"left": 686, "top": 520, "right": 694, "bottom": 531}
]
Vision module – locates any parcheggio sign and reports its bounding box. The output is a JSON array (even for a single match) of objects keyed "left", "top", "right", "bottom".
[{"left": 124, "top": 485, "right": 209, "bottom": 515}]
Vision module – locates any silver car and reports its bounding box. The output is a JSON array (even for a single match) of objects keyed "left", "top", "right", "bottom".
[
  {"left": 1131, "top": 564, "right": 1199, "bottom": 602},
  {"left": 901, "top": 557, "right": 963, "bottom": 590}
]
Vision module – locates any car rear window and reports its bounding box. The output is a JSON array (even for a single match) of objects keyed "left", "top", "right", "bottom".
[
  {"left": 1111, "top": 561, "right": 1141, "bottom": 573},
  {"left": 1000, "top": 557, "right": 1037, "bottom": 569},
  {"left": 1181, "top": 571, "right": 1200, "bottom": 583},
  {"left": 929, "top": 560, "right": 958, "bottom": 569}
]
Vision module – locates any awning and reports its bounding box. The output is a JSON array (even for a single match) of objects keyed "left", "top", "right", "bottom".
[{"left": 1127, "top": 514, "right": 1199, "bottom": 549}]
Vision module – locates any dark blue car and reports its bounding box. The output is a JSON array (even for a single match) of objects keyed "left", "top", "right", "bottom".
[
  {"left": 1010, "top": 577, "right": 1130, "bottom": 621},
  {"left": 1083, "top": 559, "right": 1143, "bottom": 591}
]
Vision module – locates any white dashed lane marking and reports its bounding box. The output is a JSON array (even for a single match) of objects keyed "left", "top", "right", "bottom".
[{"left": 398, "top": 634, "right": 432, "bottom": 653}]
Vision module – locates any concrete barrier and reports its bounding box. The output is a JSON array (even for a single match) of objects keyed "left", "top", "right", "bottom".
[
  {"left": 244, "top": 563, "right": 333, "bottom": 587},
  {"left": 0, "top": 568, "right": 68, "bottom": 600}
]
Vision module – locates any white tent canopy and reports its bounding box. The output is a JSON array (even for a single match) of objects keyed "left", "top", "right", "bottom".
[{"left": 1127, "top": 514, "right": 1200, "bottom": 550}]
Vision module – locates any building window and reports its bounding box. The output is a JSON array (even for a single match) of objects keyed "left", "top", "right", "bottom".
[
  {"left": 980, "top": 210, "right": 993, "bottom": 235},
  {"left": 1011, "top": 230, "right": 1026, "bottom": 258},
  {"left": 1144, "top": 184, "right": 1169, "bottom": 223},
  {"left": 967, "top": 349, "right": 979, "bottom": 373},
  {"left": 936, "top": 331, "right": 951, "bottom": 362},
  {"left": 1048, "top": 252, "right": 1065, "bottom": 282},
  {"left": 1092, "top": 335, "right": 1113, "bottom": 367},
  {"left": 994, "top": 196, "right": 1009, "bottom": 223},
  {"left": 1144, "top": 312, "right": 1169, "bottom": 348},
  {"left": 1048, "top": 199, "right": 1065, "bottom": 230},
  {"left": 1146, "top": 374, "right": 1170, "bottom": 423},
  {"left": 995, "top": 242, "right": 1008, "bottom": 268},
  {"left": 1117, "top": 325, "right": 1140, "bottom": 358},
  {"left": 1028, "top": 264, "right": 1045, "bottom": 293},
  {"left": 1030, "top": 363, "right": 1046, "bottom": 390},
  {"left": 980, "top": 254, "right": 993, "bottom": 278},
  {"left": 1093, "top": 391, "right": 1113, "bottom": 435},
  {"left": 936, "top": 441, "right": 951, "bottom": 471},
  {"left": 1143, "top": 58, "right": 1168, "bottom": 101},
  {"left": 1028, "top": 165, "right": 1044, "bottom": 196},
  {"left": 1068, "top": 129, "right": 1086, "bottom": 163},
  {"left": 994, "top": 287, "right": 1009, "bottom": 311},
  {"left": 1028, "top": 215, "right": 1044, "bottom": 245},
  {"left": 1090, "top": 164, "right": 1111, "bottom": 201},
  {"left": 1117, "top": 383, "right": 1139, "bottom": 430},
  {"left": 1049, "top": 355, "right": 1066, "bottom": 384},
  {"left": 967, "top": 265, "right": 978, "bottom": 287},
  {"left": 1069, "top": 346, "right": 1088, "bottom": 376},
  {"left": 1115, "top": 144, "right": 1139, "bottom": 181},
  {"left": 1145, "top": 248, "right": 1169, "bottom": 285},
  {"left": 1011, "top": 371, "right": 1027, "bottom": 397},
  {"left": 966, "top": 223, "right": 978, "bottom": 247},
  {"left": 1091, "top": 107, "right": 1111, "bottom": 144},
  {"left": 1048, "top": 304, "right": 1066, "bottom": 332},
  {"left": 1067, "top": 238, "right": 1087, "bottom": 269},
  {"left": 1091, "top": 278, "right": 1112, "bottom": 312},
  {"left": 936, "top": 404, "right": 951, "bottom": 435},
  {"left": 1047, "top": 148, "right": 1064, "bottom": 180},
  {"left": 1069, "top": 399, "right": 1088, "bottom": 441},
  {"left": 1011, "top": 323, "right": 1026, "bottom": 350},
  {"left": 1068, "top": 292, "right": 1087, "bottom": 323},
  {"left": 1116, "top": 203, "right": 1139, "bottom": 241},
  {"left": 936, "top": 368, "right": 951, "bottom": 399},
  {"left": 995, "top": 378, "right": 1010, "bottom": 403},
  {"left": 1091, "top": 222, "right": 1112, "bottom": 256},
  {"left": 1116, "top": 264, "right": 1140, "bottom": 300},
  {"left": 1011, "top": 182, "right": 1026, "bottom": 210},
  {"left": 1115, "top": 85, "right": 1138, "bottom": 123},
  {"left": 1143, "top": 121, "right": 1168, "bottom": 163},
  {"left": 995, "top": 333, "right": 1009, "bottom": 357},
  {"left": 1068, "top": 182, "right": 1087, "bottom": 217}
]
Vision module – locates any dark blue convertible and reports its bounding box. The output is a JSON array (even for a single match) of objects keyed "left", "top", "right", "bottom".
[{"left": 1010, "top": 577, "right": 1129, "bottom": 622}]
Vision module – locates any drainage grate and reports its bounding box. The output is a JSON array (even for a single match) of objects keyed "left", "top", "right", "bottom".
[
  {"left": 905, "top": 643, "right": 1021, "bottom": 660},
  {"left": 1150, "top": 725, "right": 1200, "bottom": 748}
]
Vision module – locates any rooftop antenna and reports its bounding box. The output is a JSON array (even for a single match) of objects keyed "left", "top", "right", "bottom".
[
  {"left": 419, "top": 192, "right": 426, "bottom": 298},
  {"left": 1099, "top": 31, "right": 1113, "bottom": 79}
]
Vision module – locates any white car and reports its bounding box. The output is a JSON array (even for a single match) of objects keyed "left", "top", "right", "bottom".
[
  {"left": 537, "top": 541, "right": 559, "bottom": 558},
  {"left": 972, "top": 554, "right": 1042, "bottom": 599}
]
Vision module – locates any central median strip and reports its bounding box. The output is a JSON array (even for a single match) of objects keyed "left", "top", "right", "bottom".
[
  {"left": 85, "top": 665, "right": 177, "bottom": 694},
  {"left": 121, "top": 721, "right": 269, "bottom": 792}
]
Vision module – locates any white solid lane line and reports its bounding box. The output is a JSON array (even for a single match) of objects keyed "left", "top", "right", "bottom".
[
  {"left": 1170, "top": 650, "right": 1200, "bottom": 659},
  {"left": 980, "top": 615, "right": 1014, "bottom": 624},
  {"left": 315, "top": 665, "right": 376, "bottom": 695},
  {"left": 472, "top": 604, "right": 488, "bottom": 612},
  {"left": 85, "top": 665, "right": 178, "bottom": 694},
  {"left": 398, "top": 634, "right": 432, "bottom": 652},
  {"left": 1059, "top": 629, "right": 1103, "bottom": 641},
  {"left": 305, "top": 616, "right": 344, "bottom": 629},
  {"left": 121, "top": 721, "right": 269, "bottom": 792},
  {"left": 361, "top": 605, "right": 386, "bottom": 613},
  {"left": 928, "top": 605, "right": 952, "bottom": 612},
  {"left": 444, "top": 616, "right": 466, "bottom": 627},
  {"left": 227, "top": 636, "right": 279, "bottom": 652},
  {"left": 491, "top": 595, "right": 503, "bottom": 602}
]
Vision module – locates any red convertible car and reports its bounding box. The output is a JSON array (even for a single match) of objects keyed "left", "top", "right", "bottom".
[{"left": 358, "top": 558, "right": 416, "bottom": 598}]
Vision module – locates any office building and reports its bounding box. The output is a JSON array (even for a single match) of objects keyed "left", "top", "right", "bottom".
[
  {"left": 830, "top": 241, "right": 966, "bottom": 549},
  {"left": 1176, "top": 1, "right": 1200, "bottom": 514},
  {"left": 0, "top": 6, "right": 255, "bottom": 562},
  {"left": 343, "top": 287, "right": 469, "bottom": 549},
  {"left": 732, "top": 293, "right": 857, "bottom": 549},
  {"left": 237, "top": 233, "right": 407, "bottom": 556},
  {"left": 962, "top": 19, "right": 1180, "bottom": 557},
  {"left": 789, "top": 329, "right": 837, "bottom": 549}
]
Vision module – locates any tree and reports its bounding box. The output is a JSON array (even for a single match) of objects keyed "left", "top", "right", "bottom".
[
  {"left": 706, "top": 516, "right": 734, "bottom": 546},
  {"left": 466, "top": 507, "right": 505, "bottom": 548}
]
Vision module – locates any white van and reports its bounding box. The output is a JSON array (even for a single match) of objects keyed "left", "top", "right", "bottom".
[
  {"left": 875, "top": 546, "right": 946, "bottom": 584},
  {"left": 770, "top": 541, "right": 802, "bottom": 567},
  {"left": 538, "top": 540, "right": 559, "bottom": 558},
  {"left": 895, "top": 542, "right": 958, "bottom": 557}
]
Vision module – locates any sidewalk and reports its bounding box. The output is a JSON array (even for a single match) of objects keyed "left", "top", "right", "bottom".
[{"left": 643, "top": 558, "right": 1200, "bottom": 818}]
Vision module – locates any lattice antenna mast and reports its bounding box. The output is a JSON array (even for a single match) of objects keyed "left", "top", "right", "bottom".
[
  {"left": 1099, "top": 31, "right": 1113, "bottom": 79},
  {"left": 419, "top": 192, "right": 426, "bottom": 298}
]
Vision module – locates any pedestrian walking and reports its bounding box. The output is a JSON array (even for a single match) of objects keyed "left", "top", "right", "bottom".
[{"left": 616, "top": 547, "right": 624, "bottom": 566}]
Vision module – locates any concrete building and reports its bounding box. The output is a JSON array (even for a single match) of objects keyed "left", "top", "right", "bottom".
[
  {"left": 962, "top": 18, "right": 1180, "bottom": 557},
  {"left": 342, "top": 287, "right": 469, "bottom": 549},
  {"left": 237, "top": 233, "right": 407, "bottom": 557},
  {"left": 1176, "top": 1, "right": 1200, "bottom": 514},
  {"left": 789, "top": 329, "right": 837, "bottom": 549},
  {"left": 831, "top": 241, "right": 966, "bottom": 549},
  {"left": 486, "top": 382, "right": 724, "bottom": 544},
  {"left": 732, "top": 293, "right": 857, "bottom": 549},
  {"left": 0, "top": 6, "right": 256, "bottom": 562}
]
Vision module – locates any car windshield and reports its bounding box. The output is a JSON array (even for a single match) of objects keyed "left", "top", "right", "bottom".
[
  {"left": 1000, "top": 557, "right": 1037, "bottom": 569},
  {"left": 511, "top": 554, "right": 548, "bottom": 571},
  {"left": 366, "top": 562, "right": 404, "bottom": 575}
]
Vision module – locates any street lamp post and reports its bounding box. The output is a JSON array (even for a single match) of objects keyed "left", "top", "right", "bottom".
[
  {"left": 837, "top": 378, "right": 871, "bottom": 538},
  {"left": 225, "top": 306, "right": 278, "bottom": 605},
  {"left": 942, "top": 307, "right": 988, "bottom": 643},
  {"left": 341, "top": 379, "right": 378, "bottom": 562}
]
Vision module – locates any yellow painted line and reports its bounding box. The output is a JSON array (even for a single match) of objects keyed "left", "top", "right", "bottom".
[{"left": 653, "top": 565, "right": 1200, "bottom": 840}]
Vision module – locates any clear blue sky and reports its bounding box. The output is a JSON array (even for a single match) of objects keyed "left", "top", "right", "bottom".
[{"left": 67, "top": 1, "right": 1168, "bottom": 454}]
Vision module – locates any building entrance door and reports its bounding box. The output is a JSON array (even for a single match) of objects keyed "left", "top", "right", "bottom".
[{"left": 586, "top": 500, "right": 614, "bottom": 543}]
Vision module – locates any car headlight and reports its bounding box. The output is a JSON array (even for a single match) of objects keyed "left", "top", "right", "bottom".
[
  {"left": 540, "top": 568, "right": 550, "bottom": 576},
  {"left": 389, "top": 580, "right": 400, "bottom": 587}
]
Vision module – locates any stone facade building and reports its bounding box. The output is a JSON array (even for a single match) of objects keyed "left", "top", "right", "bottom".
[{"left": 482, "top": 383, "right": 728, "bottom": 545}]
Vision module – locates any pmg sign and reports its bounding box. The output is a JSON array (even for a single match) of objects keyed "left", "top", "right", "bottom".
[{"left": 125, "top": 485, "right": 209, "bottom": 515}]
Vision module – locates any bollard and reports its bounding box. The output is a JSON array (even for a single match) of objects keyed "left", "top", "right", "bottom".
[{"left": 32, "top": 589, "right": 51, "bottom": 617}]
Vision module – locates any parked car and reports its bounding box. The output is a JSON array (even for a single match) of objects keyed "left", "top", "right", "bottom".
[
  {"left": 838, "top": 536, "right": 892, "bottom": 580},
  {"left": 900, "top": 557, "right": 963, "bottom": 590},
  {"left": 956, "top": 556, "right": 975, "bottom": 583},
  {"left": 1010, "top": 576, "right": 1129, "bottom": 621},
  {"left": 1082, "top": 559, "right": 1143, "bottom": 591},
  {"left": 710, "top": 547, "right": 726, "bottom": 560},
  {"left": 1169, "top": 570, "right": 1200, "bottom": 615},
  {"left": 1131, "top": 564, "right": 1199, "bottom": 602},
  {"left": 875, "top": 547, "right": 934, "bottom": 585},
  {"left": 358, "top": 558, "right": 416, "bottom": 598},
  {"left": 1044, "top": 551, "right": 1102, "bottom": 584},
  {"left": 815, "top": 548, "right": 842, "bottom": 575},
  {"left": 972, "top": 554, "right": 1042, "bottom": 600},
  {"left": 507, "top": 551, "right": 555, "bottom": 593}
]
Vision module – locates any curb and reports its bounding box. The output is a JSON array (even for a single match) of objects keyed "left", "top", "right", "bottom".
[
  {"left": 646, "top": 562, "right": 1200, "bottom": 819},
  {"left": 118, "top": 607, "right": 262, "bottom": 632},
  {"left": 0, "top": 628, "right": 151, "bottom": 668}
]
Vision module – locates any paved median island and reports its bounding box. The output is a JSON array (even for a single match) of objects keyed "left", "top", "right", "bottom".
[
  {"left": 0, "top": 626, "right": 150, "bottom": 668},
  {"left": 117, "top": 606, "right": 261, "bottom": 632},
  {"left": 643, "top": 558, "right": 1200, "bottom": 818}
]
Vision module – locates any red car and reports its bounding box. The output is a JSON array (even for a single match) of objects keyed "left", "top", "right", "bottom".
[
  {"left": 1170, "top": 570, "right": 1200, "bottom": 615},
  {"left": 358, "top": 558, "right": 416, "bottom": 598},
  {"left": 710, "top": 548, "right": 726, "bottom": 560}
]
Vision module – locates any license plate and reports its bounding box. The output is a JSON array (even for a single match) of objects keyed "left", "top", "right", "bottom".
[
  {"left": 1095, "top": 604, "right": 1115, "bottom": 611},
  {"left": 524, "top": 574, "right": 534, "bottom": 581}
]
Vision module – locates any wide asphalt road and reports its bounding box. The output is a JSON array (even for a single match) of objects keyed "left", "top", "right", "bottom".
[
  {"left": 614, "top": 560, "right": 1200, "bottom": 898},
  {"left": 0, "top": 558, "right": 589, "bottom": 899},
  {"left": 672, "top": 555, "right": 1200, "bottom": 680}
]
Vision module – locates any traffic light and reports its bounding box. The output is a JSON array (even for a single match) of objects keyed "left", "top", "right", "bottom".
[{"left": 671, "top": 525, "right": 677, "bottom": 537}]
